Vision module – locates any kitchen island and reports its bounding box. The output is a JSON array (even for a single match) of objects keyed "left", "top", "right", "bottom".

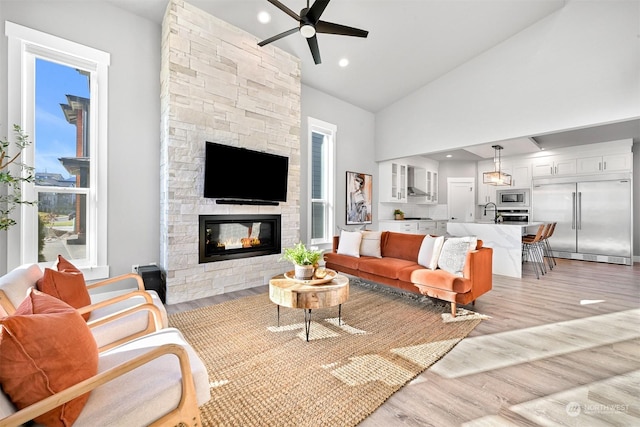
[{"left": 447, "top": 221, "right": 544, "bottom": 278}]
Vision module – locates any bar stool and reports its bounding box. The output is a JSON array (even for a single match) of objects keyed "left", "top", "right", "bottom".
[
  {"left": 522, "top": 224, "right": 546, "bottom": 279},
  {"left": 543, "top": 222, "right": 557, "bottom": 269}
]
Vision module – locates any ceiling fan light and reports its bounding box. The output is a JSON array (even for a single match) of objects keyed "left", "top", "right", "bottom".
[{"left": 300, "top": 24, "right": 316, "bottom": 38}]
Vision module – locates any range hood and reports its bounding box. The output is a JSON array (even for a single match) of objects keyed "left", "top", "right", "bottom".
[{"left": 407, "top": 186, "right": 427, "bottom": 196}]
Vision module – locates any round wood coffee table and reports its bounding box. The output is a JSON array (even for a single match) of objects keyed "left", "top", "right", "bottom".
[{"left": 269, "top": 272, "right": 349, "bottom": 341}]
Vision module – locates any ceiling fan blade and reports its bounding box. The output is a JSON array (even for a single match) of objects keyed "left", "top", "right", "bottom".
[
  {"left": 306, "top": 35, "right": 322, "bottom": 64},
  {"left": 305, "top": 0, "right": 330, "bottom": 24},
  {"left": 258, "top": 27, "right": 299, "bottom": 46},
  {"left": 316, "top": 20, "right": 368, "bottom": 38},
  {"left": 266, "top": 0, "right": 300, "bottom": 21}
]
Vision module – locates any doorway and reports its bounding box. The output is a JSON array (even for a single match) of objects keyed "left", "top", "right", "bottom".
[{"left": 447, "top": 178, "right": 475, "bottom": 222}]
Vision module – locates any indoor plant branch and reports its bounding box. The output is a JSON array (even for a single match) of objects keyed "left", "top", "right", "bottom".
[{"left": 0, "top": 124, "right": 36, "bottom": 231}]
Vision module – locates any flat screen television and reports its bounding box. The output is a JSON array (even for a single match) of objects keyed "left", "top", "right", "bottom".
[{"left": 204, "top": 142, "right": 289, "bottom": 203}]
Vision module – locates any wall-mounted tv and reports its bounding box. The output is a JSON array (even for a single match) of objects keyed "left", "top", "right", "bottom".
[{"left": 204, "top": 142, "right": 289, "bottom": 203}]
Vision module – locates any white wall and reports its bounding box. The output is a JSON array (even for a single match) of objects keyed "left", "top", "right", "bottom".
[
  {"left": 375, "top": 0, "right": 640, "bottom": 161},
  {"left": 301, "top": 85, "right": 376, "bottom": 243},
  {"left": 0, "top": 1, "right": 161, "bottom": 276}
]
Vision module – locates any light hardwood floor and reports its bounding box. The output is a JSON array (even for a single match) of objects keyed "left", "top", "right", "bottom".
[{"left": 166, "top": 259, "right": 640, "bottom": 426}]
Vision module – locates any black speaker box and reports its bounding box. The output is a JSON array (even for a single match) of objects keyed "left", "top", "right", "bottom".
[{"left": 136, "top": 265, "right": 166, "bottom": 304}]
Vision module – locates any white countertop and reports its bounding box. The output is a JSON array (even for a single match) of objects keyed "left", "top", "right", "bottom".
[
  {"left": 379, "top": 218, "right": 448, "bottom": 222},
  {"left": 448, "top": 221, "right": 543, "bottom": 227}
]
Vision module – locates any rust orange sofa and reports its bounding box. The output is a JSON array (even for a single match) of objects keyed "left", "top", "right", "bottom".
[{"left": 324, "top": 231, "right": 493, "bottom": 316}]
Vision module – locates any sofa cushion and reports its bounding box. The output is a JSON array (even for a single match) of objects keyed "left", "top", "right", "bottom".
[
  {"left": 337, "top": 230, "right": 363, "bottom": 257},
  {"left": 417, "top": 235, "right": 445, "bottom": 270},
  {"left": 438, "top": 236, "right": 478, "bottom": 277},
  {"left": 37, "top": 267, "right": 92, "bottom": 321},
  {"left": 358, "top": 257, "right": 418, "bottom": 280},
  {"left": 411, "top": 269, "right": 473, "bottom": 294},
  {"left": 360, "top": 230, "right": 382, "bottom": 258},
  {"left": 324, "top": 252, "right": 362, "bottom": 271},
  {"left": 381, "top": 232, "right": 425, "bottom": 261},
  {"left": 0, "top": 290, "right": 98, "bottom": 427}
]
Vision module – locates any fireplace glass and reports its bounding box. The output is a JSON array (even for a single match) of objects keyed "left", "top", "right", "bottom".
[{"left": 199, "top": 214, "right": 281, "bottom": 263}]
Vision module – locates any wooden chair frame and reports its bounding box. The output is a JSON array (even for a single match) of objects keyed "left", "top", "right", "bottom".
[
  {"left": 0, "top": 343, "right": 202, "bottom": 427},
  {"left": 1, "top": 272, "right": 163, "bottom": 351}
]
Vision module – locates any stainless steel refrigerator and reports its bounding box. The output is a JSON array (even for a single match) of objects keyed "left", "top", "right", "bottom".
[{"left": 532, "top": 173, "right": 632, "bottom": 265}]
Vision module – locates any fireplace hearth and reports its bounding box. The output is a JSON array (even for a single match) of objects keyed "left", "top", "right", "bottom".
[{"left": 199, "top": 214, "right": 281, "bottom": 263}]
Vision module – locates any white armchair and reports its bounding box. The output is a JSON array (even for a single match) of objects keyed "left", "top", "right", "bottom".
[{"left": 0, "top": 264, "right": 168, "bottom": 351}]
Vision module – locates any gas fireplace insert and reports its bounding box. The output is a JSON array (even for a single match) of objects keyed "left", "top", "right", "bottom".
[{"left": 199, "top": 214, "right": 281, "bottom": 263}]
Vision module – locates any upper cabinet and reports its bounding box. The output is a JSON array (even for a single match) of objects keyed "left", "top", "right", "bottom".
[
  {"left": 531, "top": 156, "right": 576, "bottom": 177},
  {"left": 425, "top": 169, "right": 438, "bottom": 203},
  {"left": 576, "top": 153, "right": 632, "bottom": 174},
  {"left": 509, "top": 161, "right": 531, "bottom": 189},
  {"left": 379, "top": 161, "right": 407, "bottom": 203}
]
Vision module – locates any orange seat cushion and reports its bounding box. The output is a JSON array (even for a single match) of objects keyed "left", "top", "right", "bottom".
[
  {"left": 0, "top": 290, "right": 98, "bottom": 426},
  {"left": 36, "top": 255, "right": 91, "bottom": 321}
]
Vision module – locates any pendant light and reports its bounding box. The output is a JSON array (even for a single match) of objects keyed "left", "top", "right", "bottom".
[{"left": 483, "top": 145, "right": 512, "bottom": 186}]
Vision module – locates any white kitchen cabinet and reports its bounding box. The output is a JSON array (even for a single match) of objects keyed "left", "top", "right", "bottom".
[
  {"left": 379, "top": 161, "right": 407, "bottom": 203},
  {"left": 425, "top": 170, "right": 438, "bottom": 203},
  {"left": 531, "top": 156, "right": 576, "bottom": 177},
  {"left": 510, "top": 161, "right": 531, "bottom": 189},
  {"left": 435, "top": 220, "right": 448, "bottom": 235},
  {"left": 379, "top": 220, "right": 417, "bottom": 233},
  {"left": 576, "top": 153, "right": 632, "bottom": 174},
  {"left": 417, "top": 220, "right": 437, "bottom": 235}
]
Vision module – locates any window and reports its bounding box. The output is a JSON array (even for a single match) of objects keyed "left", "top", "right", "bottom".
[
  {"left": 5, "top": 22, "right": 110, "bottom": 279},
  {"left": 308, "top": 118, "right": 336, "bottom": 246}
]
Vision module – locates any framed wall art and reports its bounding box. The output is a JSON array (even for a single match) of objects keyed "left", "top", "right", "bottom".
[{"left": 346, "top": 171, "right": 373, "bottom": 225}]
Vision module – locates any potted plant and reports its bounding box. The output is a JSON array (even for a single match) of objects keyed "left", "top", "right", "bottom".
[
  {"left": 1, "top": 124, "right": 36, "bottom": 231},
  {"left": 394, "top": 209, "right": 405, "bottom": 220},
  {"left": 281, "top": 242, "right": 323, "bottom": 280}
]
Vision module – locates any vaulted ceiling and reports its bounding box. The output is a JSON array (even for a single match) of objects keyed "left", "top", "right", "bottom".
[{"left": 108, "top": 0, "right": 639, "bottom": 158}]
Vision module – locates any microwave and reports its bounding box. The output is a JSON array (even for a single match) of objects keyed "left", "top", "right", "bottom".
[{"left": 497, "top": 189, "right": 530, "bottom": 207}]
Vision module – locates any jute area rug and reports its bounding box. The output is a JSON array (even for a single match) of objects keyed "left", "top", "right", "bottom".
[{"left": 168, "top": 282, "right": 484, "bottom": 427}]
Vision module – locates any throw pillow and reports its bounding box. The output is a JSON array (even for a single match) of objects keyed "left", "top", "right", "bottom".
[
  {"left": 336, "top": 230, "right": 363, "bottom": 258},
  {"left": 36, "top": 267, "right": 92, "bottom": 321},
  {"left": 437, "top": 236, "right": 478, "bottom": 277},
  {"left": 417, "top": 235, "right": 445, "bottom": 270},
  {"left": 0, "top": 290, "right": 98, "bottom": 427},
  {"left": 54, "top": 254, "right": 80, "bottom": 273},
  {"left": 359, "top": 230, "right": 382, "bottom": 258}
]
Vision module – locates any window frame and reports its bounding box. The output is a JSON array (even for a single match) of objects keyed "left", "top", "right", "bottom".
[
  {"left": 5, "top": 21, "right": 110, "bottom": 279},
  {"left": 307, "top": 117, "right": 336, "bottom": 247}
]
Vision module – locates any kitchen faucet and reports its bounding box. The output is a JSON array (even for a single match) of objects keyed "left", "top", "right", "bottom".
[{"left": 483, "top": 202, "right": 498, "bottom": 224}]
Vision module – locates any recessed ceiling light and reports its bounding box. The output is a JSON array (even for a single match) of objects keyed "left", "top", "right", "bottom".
[
  {"left": 446, "top": 154, "right": 453, "bottom": 158},
  {"left": 257, "top": 11, "right": 271, "bottom": 24},
  {"left": 338, "top": 58, "right": 349, "bottom": 67}
]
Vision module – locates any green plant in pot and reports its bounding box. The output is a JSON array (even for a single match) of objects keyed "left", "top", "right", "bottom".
[
  {"left": 281, "top": 242, "right": 323, "bottom": 280},
  {"left": 1, "top": 125, "right": 36, "bottom": 231},
  {"left": 394, "top": 209, "right": 404, "bottom": 220}
]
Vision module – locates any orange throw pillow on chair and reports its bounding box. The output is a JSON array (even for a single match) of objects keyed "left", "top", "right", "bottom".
[
  {"left": 36, "top": 255, "right": 91, "bottom": 321},
  {"left": 0, "top": 290, "right": 99, "bottom": 426},
  {"left": 54, "top": 254, "right": 80, "bottom": 273}
]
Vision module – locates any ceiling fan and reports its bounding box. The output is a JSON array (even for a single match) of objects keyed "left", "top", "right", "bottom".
[{"left": 258, "top": 0, "right": 369, "bottom": 65}]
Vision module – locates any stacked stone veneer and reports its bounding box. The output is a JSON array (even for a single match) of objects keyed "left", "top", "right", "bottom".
[{"left": 160, "top": 0, "right": 301, "bottom": 304}]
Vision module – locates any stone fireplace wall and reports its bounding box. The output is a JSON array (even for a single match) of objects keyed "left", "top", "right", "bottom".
[{"left": 160, "top": 0, "right": 301, "bottom": 304}]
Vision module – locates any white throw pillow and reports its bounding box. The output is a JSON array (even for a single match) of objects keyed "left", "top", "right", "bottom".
[
  {"left": 337, "top": 230, "right": 363, "bottom": 258},
  {"left": 437, "top": 236, "right": 478, "bottom": 276},
  {"left": 417, "top": 235, "right": 445, "bottom": 270},
  {"left": 359, "top": 230, "right": 382, "bottom": 258}
]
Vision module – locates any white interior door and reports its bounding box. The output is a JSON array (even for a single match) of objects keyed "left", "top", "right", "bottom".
[{"left": 447, "top": 178, "right": 475, "bottom": 222}]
